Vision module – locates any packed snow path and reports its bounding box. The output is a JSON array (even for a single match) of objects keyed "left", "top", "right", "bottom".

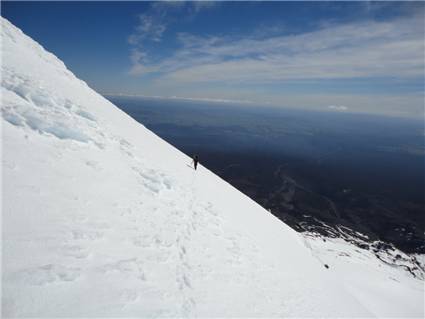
[{"left": 1, "top": 18, "right": 423, "bottom": 317}]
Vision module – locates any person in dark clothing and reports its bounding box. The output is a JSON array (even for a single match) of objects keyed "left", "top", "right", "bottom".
[{"left": 192, "top": 155, "right": 199, "bottom": 170}]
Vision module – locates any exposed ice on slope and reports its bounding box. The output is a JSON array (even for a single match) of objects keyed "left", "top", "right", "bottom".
[{"left": 1, "top": 17, "right": 423, "bottom": 318}]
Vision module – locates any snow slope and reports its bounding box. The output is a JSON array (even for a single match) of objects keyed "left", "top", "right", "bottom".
[
  {"left": 1, "top": 17, "right": 423, "bottom": 317},
  {"left": 304, "top": 234, "right": 424, "bottom": 317}
]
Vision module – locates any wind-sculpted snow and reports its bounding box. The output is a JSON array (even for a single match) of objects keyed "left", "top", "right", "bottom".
[{"left": 1, "top": 17, "right": 423, "bottom": 318}]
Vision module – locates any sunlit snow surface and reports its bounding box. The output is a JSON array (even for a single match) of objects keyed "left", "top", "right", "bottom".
[{"left": 1, "top": 17, "right": 423, "bottom": 317}]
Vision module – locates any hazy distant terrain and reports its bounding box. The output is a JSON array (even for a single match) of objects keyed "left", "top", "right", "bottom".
[{"left": 110, "top": 96, "right": 424, "bottom": 254}]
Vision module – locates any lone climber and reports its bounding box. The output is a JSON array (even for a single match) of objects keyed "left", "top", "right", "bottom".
[{"left": 192, "top": 154, "right": 199, "bottom": 170}]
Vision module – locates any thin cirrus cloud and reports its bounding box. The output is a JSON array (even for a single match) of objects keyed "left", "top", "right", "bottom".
[
  {"left": 155, "top": 17, "right": 423, "bottom": 84},
  {"left": 125, "top": 4, "right": 424, "bottom": 117},
  {"left": 128, "top": 1, "right": 217, "bottom": 76},
  {"left": 127, "top": 10, "right": 423, "bottom": 83}
]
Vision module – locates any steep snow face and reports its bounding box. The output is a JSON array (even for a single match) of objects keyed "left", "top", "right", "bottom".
[{"left": 0, "top": 17, "right": 422, "bottom": 318}]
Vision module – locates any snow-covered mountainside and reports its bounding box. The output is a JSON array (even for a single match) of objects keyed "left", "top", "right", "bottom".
[{"left": 1, "top": 17, "right": 423, "bottom": 318}]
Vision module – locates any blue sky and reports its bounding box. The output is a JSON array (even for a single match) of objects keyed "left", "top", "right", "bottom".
[{"left": 2, "top": 1, "right": 424, "bottom": 117}]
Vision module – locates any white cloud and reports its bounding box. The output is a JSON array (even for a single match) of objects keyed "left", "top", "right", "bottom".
[
  {"left": 125, "top": 7, "right": 424, "bottom": 117},
  {"left": 128, "top": 14, "right": 167, "bottom": 44},
  {"left": 128, "top": 1, "right": 218, "bottom": 75},
  {"left": 328, "top": 105, "right": 348, "bottom": 111},
  {"left": 192, "top": 1, "right": 218, "bottom": 13},
  {"left": 128, "top": 49, "right": 149, "bottom": 75},
  {"left": 132, "top": 15, "right": 423, "bottom": 83}
]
